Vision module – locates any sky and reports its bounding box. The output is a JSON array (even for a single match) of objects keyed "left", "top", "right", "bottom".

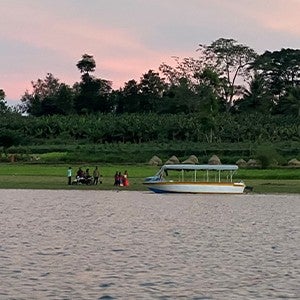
[{"left": 1, "top": 0, "right": 300, "bottom": 105}]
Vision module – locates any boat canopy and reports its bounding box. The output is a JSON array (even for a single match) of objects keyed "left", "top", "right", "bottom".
[
  {"left": 145, "top": 164, "right": 238, "bottom": 182},
  {"left": 150, "top": 164, "right": 240, "bottom": 183},
  {"left": 157, "top": 164, "right": 238, "bottom": 173}
]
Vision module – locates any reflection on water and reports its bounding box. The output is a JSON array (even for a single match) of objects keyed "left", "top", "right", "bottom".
[{"left": 0, "top": 190, "right": 299, "bottom": 299}]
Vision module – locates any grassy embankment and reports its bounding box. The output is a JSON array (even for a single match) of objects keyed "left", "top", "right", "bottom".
[{"left": 0, "top": 163, "right": 300, "bottom": 193}]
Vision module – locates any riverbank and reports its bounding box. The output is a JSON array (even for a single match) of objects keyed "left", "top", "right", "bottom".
[{"left": 0, "top": 163, "right": 300, "bottom": 193}]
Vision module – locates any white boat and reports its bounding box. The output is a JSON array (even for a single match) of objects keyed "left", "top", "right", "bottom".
[{"left": 144, "top": 164, "right": 245, "bottom": 194}]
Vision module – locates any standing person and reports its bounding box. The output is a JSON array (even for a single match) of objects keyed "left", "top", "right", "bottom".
[
  {"left": 67, "top": 167, "right": 72, "bottom": 185},
  {"left": 118, "top": 172, "right": 123, "bottom": 186},
  {"left": 123, "top": 170, "right": 129, "bottom": 187},
  {"left": 114, "top": 171, "right": 119, "bottom": 186},
  {"left": 93, "top": 166, "right": 100, "bottom": 185}
]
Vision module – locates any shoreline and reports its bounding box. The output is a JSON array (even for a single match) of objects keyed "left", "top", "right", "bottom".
[{"left": 1, "top": 188, "right": 300, "bottom": 196}]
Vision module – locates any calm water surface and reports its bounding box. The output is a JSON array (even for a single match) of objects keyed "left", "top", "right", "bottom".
[{"left": 0, "top": 190, "right": 299, "bottom": 299}]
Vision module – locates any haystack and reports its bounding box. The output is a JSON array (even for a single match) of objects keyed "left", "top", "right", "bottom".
[
  {"left": 165, "top": 155, "right": 180, "bottom": 164},
  {"left": 288, "top": 158, "right": 300, "bottom": 166},
  {"left": 182, "top": 158, "right": 194, "bottom": 164},
  {"left": 188, "top": 155, "right": 199, "bottom": 163},
  {"left": 208, "top": 155, "right": 221, "bottom": 165},
  {"left": 247, "top": 159, "right": 260, "bottom": 167},
  {"left": 236, "top": 158, "right": 247, "bottom": 167},
  {"left": 182, "top": 155, "right": 199, "bottom": 164},
  {"left": 148, "top": 155, "right": 162, "bottom": 166}
]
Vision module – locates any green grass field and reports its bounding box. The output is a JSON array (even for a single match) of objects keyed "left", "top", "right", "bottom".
[
  {"left": 0, "top": 164, "right": 156, "bottom": 191},
  {"left": 0, "top": 163, "right": 300, "bottom": 193}
]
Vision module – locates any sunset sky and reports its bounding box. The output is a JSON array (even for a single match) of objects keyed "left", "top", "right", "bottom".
[{"left": 1, "top": 0, "right": 300, "bottom": 105}]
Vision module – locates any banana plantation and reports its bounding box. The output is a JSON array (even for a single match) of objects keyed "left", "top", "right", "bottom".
[{"left": 1, "top": 112, "right": 299, "bottom": 144}]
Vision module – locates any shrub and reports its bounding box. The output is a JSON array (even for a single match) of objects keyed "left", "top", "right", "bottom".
[{"left": 255, "top": 144, "right": 285, "bottom": 169}]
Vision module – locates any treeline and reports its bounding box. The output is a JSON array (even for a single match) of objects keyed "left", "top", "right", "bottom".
[
  {"left": 1, "top": 38, "right": 299, "bottom": 118},
  {"left": 0, "top": 38, "right": 300, "bottom": 158}
]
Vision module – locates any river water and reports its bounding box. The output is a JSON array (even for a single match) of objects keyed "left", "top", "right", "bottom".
[{"left": 0, "top": 190, "right": 299, "bottom": 299}]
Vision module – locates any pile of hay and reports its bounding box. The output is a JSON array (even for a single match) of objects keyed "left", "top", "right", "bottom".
[
  {"left": 148, "top": 155, "right": 162, "bottom": 166},
  {"left": 182, "top": 155, "right": 199, "bottom": 164},
  {"left": 208, "top": 155, "right": 221, "bottom": 165},
  {"left": 236, "top": 159, "right": 247, "bottom": 167},
  {"left": 288, "top": 158, "right": 300, "bottom": 166},
  {"left": 165, "top": 155, "right": 180, "bottom": 164},
  {"left": 247, "top": 159, "right": 260, "bottom": 167}
]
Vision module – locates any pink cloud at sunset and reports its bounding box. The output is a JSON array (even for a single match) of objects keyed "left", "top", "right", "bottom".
[
  {"left": 227, "top": 0, "right": 300, "bottom": 37},
  {"left": 1, "top": 0, "right": 299, "bottom": 105}
]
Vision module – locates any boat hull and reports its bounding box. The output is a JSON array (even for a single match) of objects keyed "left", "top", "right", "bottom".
[{"left": 144, "top": 181, "right": 245, "bottom": 194}]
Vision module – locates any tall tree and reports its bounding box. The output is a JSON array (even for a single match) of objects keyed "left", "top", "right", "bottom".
[
  {"left": 20, "top": 73, "right": 74, "bottom": 116},
  {"left": 138, "top": 70, "right": 166, "bottom": 112},
  {"left": 75, "top": 54, "right": 112, "bottom": 114},
  {"left": 160, "top": 38, "right": 257, "bottom": 112},
  {"left": 198, "top": 38, "right": 258, "bottom": 110},
  {"left": 76, "top": 54, "right": 96, "bottom": 77},
  {"left": 252, "top": 48, "right": 300, "bottom": 103}
]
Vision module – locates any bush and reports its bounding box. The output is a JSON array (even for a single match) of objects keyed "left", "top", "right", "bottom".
[{"left": 255, "top": 144, "right": 285, "bottom": 169}]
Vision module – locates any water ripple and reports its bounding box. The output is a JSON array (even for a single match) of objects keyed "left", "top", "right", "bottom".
[{"left": 0, "top": 190, "right": 299, "bottom": 299}]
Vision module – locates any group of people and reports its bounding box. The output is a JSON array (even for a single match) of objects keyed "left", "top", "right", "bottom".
[
  {"left": 67, "top": 167, "right": 130, "bottom": 187},
  {"left": 67, "top": 166, "right": 102, "bottom": 185},
  {"left": 114, "top": 170, "right": 129, "bottom": 187}
]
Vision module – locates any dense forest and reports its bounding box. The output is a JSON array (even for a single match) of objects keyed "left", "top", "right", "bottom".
[{"left": 0, "top": 38, "right": 300, "bottom": 164}]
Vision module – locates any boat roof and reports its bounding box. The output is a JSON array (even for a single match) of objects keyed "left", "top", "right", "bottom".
[{"left": 159, "top": 164, "right": 239, "bottom": 171}]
